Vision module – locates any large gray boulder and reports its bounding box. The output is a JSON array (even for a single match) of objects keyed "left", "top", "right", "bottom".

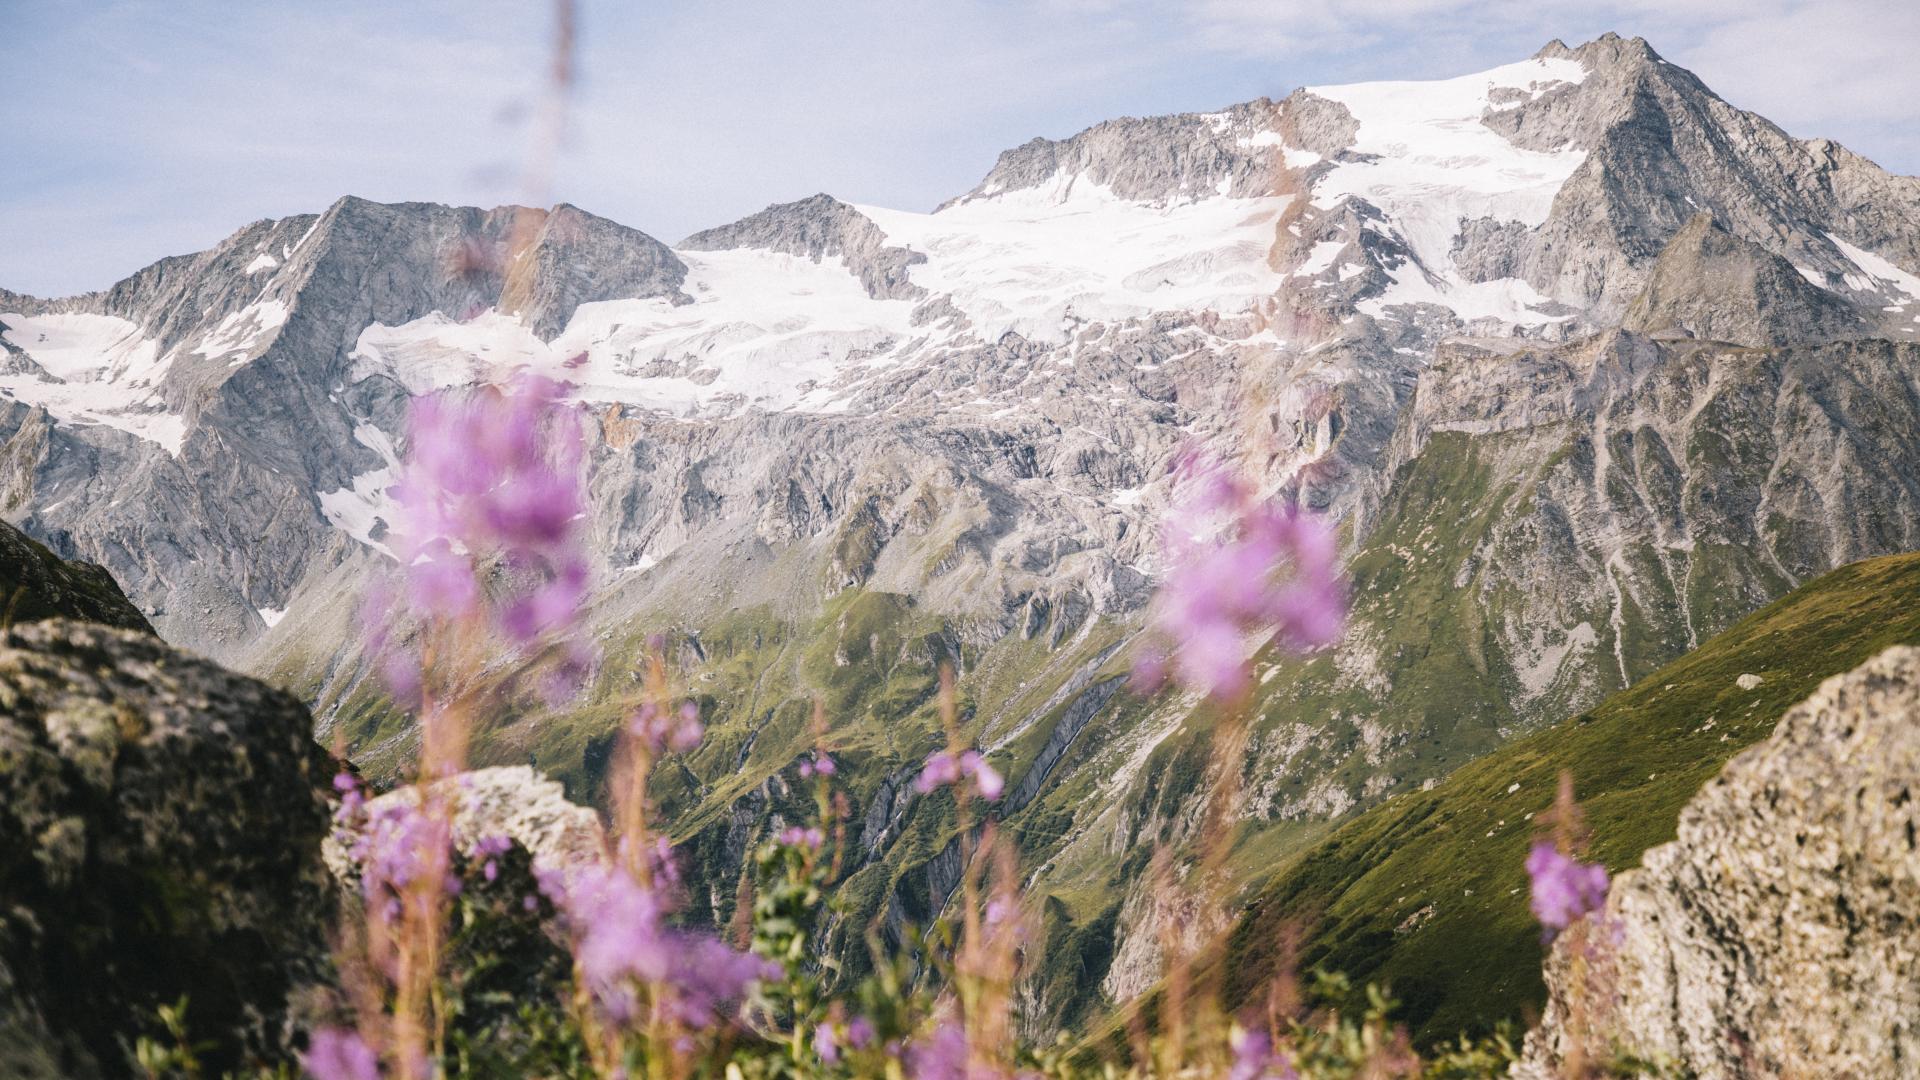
[
  {"left": 1516, "top": 646, "right": 1920, "bottom": 1078},
  {"left": 322, "top": 764, "right": 605, "bottom": 885},
  {"left": 0, "top": 620, "right": 336, "bottom": 1077}
]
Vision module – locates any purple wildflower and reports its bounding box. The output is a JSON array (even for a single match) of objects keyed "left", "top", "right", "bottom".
[
  {"left": 539, "top": 641, "right": 599, "bottom": 706},
  {"left": 499, "top": 556, "right": 588, "bottom": 642},
  {"left": 985, "top": 896, "right": 1015, "bottom": 928},
  {"left": 799, "top": 751, "right": 837, "bottom": 779},
  {"left": 1135, "top": 449, "right": 1345, "bottom": 700},
  {"left": 375, "top": 372, "right": 592, "bottom": 677},
  {"left": 778, "top": 826, "right": 826, "bottom": 849},
  {"left": 1229, "top": 1026, "right": 1270, "bottom": 1080},
  {"left": 541, "top": 860, "right": 775, "bottom": 1029},
  {"left": 914, "top": 749, "right": 1003, "bottom": 800},
  {"left": 1228, "top": 1024, "right": 1298, "bottom": 1080},
  {"left": 814, "top": 1021, "right": 840, "bottom": 1065},
  {"left": 916, "top": 751, "right": 961, "bottom": 793},
  {"left": 378, "top": 651, "right": 423, "bottom": 702},
  {"left": 349, "top": 798, "right": 454, "bottom": 925},
  {"left": 666, "top": 935, "right": 781, "bottom": 1028},
  {"left": 302, "top": 1027, "right": 379, "bottom": 1080},
  {"left": 403, "top": 544, "right": 482, "bottom": 622},
  {"left": 964, "top": 752, "right": 1004, "bottom": 800},
  {"left": 905, "top": 1020, "right": 970, "bottom": 1080},
  {"left": 847, "top": 1015, "right": 876, "bottom": 1050},
  {"left": 331, "top": 773, "right": 367, "bottom": 826},
  {"left": 631, "top": 700, "right": 703, "bottom": 755},
  {"left": 1525, "top": 841, "right": 1610, "bottom": 932}
]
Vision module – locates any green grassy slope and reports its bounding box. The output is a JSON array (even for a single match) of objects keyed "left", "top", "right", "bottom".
[
  {"left": 280, "top": 571, "right": 1145, "bottom": 983},
  {"left": 1223, "top": 549, "right": 1920, "bottom": 1045}
]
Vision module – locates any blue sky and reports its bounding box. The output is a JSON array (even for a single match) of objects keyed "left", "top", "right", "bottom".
[{"left": 4, "top": 0, "right": 1916, "bottom": 296}]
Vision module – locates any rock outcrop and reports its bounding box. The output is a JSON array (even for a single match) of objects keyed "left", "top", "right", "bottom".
[
  {"left": 1516, "top": 646, "right": 1920, "bottom": 1078},
  {"left": 0, "top": 518, "right": 152, "bottom": 633},
  {"left": 323, "top": 764, "right": 605, "bottom": 885},
  {"left": 0, "top": 620, "right": 336, "bottom": 1077},
  {"left": 680, "top": 193, "right": 928, "bottom": 301},
  {"left": 1622, "top": 212, "right": 1870, "bottom": 346}
]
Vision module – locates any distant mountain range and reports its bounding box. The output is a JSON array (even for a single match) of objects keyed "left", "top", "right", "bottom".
[{"left": 4, "top": 32, "right": 1919, "bottom": 1036}]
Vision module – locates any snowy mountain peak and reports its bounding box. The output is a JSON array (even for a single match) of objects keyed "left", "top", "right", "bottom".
[
  {"left": 3, "top": 34, "right": 1920, "bottom": 658},
  {"left": 679, "top": 193, "right": 927, "bottom": 301}
]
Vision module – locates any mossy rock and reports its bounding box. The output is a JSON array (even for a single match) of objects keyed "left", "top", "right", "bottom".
[
  {"left": 0, "top": 620, "right": 336, "bottom": 1077},
  {"left": 0, "top": 520, "right": 152, "bottom": 634}
]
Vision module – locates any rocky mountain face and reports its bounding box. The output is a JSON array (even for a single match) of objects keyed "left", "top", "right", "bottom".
[
  {"left": 4, "top": 33, "right": 1920, "bottom": 1035},
  {"left": 1517, "top": 645, "right": 1920, "bottom": 1079},
  {"left": 1, "top": 198, "right": 686, "bottom": 659}
]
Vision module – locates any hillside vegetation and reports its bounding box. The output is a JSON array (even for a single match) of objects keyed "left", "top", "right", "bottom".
[{"left": 1224, "top": 549, "right": 1920, "bottom": 1044}]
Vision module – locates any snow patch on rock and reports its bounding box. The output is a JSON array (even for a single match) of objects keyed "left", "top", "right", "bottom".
[
  {"left": 860, "top": 175, "right": 1289, "bottom": 343},
  {"left": 0, "top": 311, "right": 187, "bottom": 453},
  {"left": 350, "top": 249, "right": 918, "bottom": 417}
]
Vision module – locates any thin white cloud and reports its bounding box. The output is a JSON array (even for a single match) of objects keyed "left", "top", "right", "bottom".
[{"left": 1682, "top": 0, "right": 1920, "bottom": 152}]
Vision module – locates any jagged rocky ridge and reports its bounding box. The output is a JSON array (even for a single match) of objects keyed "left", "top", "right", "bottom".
[{"left": 3, "top": 33, "right": 1920, "bottom": 1036}]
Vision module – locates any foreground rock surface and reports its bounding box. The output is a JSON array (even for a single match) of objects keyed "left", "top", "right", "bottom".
[
  {"left": 1517, "top": 645, "right": 1920, "bottom": 1078},
  {"left": 0, "top": 620, "right": 335, "bottom": 1078}
]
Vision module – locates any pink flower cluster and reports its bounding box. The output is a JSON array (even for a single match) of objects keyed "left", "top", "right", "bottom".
[
  {"left": 380, "top": 373, "right": 591, "bottom": 667},
  {"left": 914, "top": 749, "right": 1004, "bottom": 800},
  {"left": 1525, "top": 841, "right": 1610, "bottom": 932},
  {"left": 903, "top": 1016, "right": 1045, "bottom": 1080},
  {"left": 778, "top": 825, "right": 826, "bottom": 849},
  {"left": 331, "top": 771, "right": 366, "bottom": 823},
  {"left": 630, "top": 699, "right": 703, "bottom": 754},
  {"left": 539, "top": 859, "right": 776, "bottom": 1029},
  {"left": 798, "top": 751, "right": 836, "bottom": 779},
  {"left": 469, "top": 833, "right": 512, "bottom": 883},
  {"left": 904, "top": 1019, "right": 973, "bottom": 1080},
  {"left": 347, "top": 796, "right": 456, "bottom": 922},
  {"left": 302, "top": 1027, "right": 379, "bottom": 1080},
  {"left": 813, "top": 1016, "right": 876, "bottom": 1065},
  {"left": 1228, "top": 1026, "right": 1299, "bottom": 1080},
  {"left": 1134, "top": 450, "right": 1345, "bottom": 701}
]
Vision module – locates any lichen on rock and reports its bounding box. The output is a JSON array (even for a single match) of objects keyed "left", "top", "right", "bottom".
[{"left": 0, "top": 619, "right": 336, "bottom": 1077}]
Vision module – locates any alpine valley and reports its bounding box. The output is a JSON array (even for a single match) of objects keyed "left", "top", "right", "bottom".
[{"left": 5, "top": 32, "right": 1920, "bottom": 1043}]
